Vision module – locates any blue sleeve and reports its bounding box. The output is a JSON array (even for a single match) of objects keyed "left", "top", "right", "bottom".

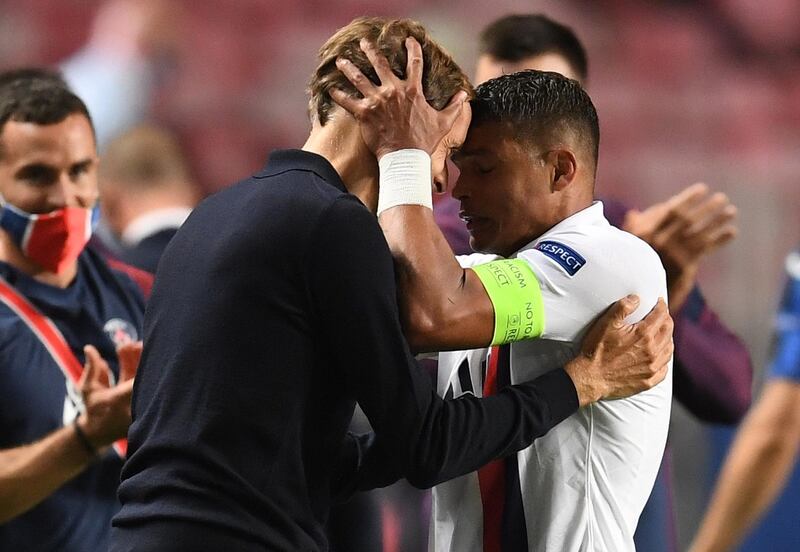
[{"left": 768, "top": 253, "right": 800, "bottom": 382}]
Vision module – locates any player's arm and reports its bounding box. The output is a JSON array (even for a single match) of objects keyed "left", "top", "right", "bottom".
[
  {"left": 0, "top": 420, "right": 99, "bottom": 523},
  {"left": 0, "top": 343, "right": 139, "bottom": 522},
  {"left": 689, "top": 379, "right": 800, "bottom": 552},
  {"left": 379, "top": 201, "right": 498, "bottom": 351}
]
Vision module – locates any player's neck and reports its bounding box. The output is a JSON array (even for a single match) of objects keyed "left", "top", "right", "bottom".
[
  {"left": 0, "top": 230, "right": 77, "bottom": 288},
  {"left": 512, "top": 192, "right": 594, "bottom": 255},
  {"left": 303, "top": 115, "right": 379, "bottom": 212},
  {"left": 555, "top": 193, "right": 594, "bottom": 224}
]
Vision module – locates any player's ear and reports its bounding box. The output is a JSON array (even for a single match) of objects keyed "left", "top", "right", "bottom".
[{"left": 547, "top": 149, "right": 577, "bottom": 192}]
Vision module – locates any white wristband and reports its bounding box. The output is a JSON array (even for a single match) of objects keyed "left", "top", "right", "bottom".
[{"left": 377, "top": 149, "right": 432, "bottom": 216}]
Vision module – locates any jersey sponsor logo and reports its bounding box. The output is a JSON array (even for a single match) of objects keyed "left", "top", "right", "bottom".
[
  {"left": 535, "top": 240, "right": 586, "bottom": 276},
  {"left": 103, "top": 318, "right": 138, "bottom": 348}
]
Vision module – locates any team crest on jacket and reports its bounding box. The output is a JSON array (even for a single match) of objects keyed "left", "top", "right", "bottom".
[{"left": 104, "top": 318, "right": 138, "bottom": 347}]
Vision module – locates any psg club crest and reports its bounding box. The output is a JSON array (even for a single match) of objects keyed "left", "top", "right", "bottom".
[{"left": 103, "top": 318, "right": 138, "bottom": 348}]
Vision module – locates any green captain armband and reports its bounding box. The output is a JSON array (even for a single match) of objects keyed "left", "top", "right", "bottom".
[{"left": 471, "top": 259, "right": 545, "bottom": 345}]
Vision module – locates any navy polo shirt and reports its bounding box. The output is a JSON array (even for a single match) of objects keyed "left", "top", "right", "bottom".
[
  {"left": 112, "top": 149, "right": 578, "bottom": 551},
  {"left": 0, "top": 248, "right": 145, "bottom": 552}
]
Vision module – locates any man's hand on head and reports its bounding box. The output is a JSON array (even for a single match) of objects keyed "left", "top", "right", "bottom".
[
  {"left": 329, "top": 37, "right": 468, "bottom": 160},
  {"left": 565, "top": 295, "right": 674, "bottom": 407},
  {"left": 623, "top": 183, "right": 738, "bottom": 310}
]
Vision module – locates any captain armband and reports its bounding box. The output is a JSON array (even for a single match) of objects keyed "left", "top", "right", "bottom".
[{"left": 471, "top": 259, "right": 545, "bottom": 345}]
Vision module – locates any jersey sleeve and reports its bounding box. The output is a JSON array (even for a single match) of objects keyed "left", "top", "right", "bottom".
[
  {"left": 515, "top": 230, "right": 667, "bottom": 341},
  {"left": 768, "top": 252, "right": 800, "bottom": 382}
]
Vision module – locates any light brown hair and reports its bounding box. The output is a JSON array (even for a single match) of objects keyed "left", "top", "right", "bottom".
[
  {"left": 99, "top": 125, "right": 190, "bottom": 190},
  {"left": 308, "top": 17, "right": 472, "bottom": 125}
]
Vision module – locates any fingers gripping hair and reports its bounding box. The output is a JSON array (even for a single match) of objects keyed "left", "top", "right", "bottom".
[{"left": 307, "top": 17, "right": 472, "bottom": 125}]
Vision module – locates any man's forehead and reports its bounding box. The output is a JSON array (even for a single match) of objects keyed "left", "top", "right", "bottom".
[
  {"left": 476, "top": 52, "right": 581, "bottom": 84},
  {"left": 451, "top": 144, "right": 493, "bottom": 161},
  {"left": 459, "top": 121, "right": 511, "bottom": 152},
  {"left": 0, "top": 116, "right": 95, "bottom": 162}
]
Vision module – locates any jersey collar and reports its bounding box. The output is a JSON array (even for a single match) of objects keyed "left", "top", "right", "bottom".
[
  {"left": 514, "top": 201, "right": 607, "bottom": 257},
  {"left": 257, "top": 149, "right": 346, "bottom": 193}
]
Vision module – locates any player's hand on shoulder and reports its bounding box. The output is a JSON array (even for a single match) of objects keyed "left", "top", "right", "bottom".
[
  {"left": 76, "top": 342, "right": 143, "bottom": 450},
  {"left": 329, "top": 37, "right": 468, "bottom": 160},
  {"left": 565, "top": 296, "right": 673, "bottom": 406}
]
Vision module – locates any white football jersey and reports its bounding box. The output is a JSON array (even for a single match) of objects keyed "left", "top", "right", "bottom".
[{"left": 431, "top": 202, "right": 673, "bottom": 552}]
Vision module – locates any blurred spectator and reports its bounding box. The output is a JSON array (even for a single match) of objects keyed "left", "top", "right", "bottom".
[
  {"left": 98, "top": 125, "right": 197, "bottom": 273},
  {"left": 60, "top": 0, "right": 179, "bottom": 149},
  {"left": 0, "top": 71, "right": 143, "bottom": 551},
  {"left": 429, "top": 13, "right": 753, "bottom": 552},
  {"left": 689, "top": 249, "right": 800, "bottom": 552}
]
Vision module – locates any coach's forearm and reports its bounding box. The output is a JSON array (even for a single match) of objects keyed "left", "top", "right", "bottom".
[
  {"left": 0, "top": 422, "right": 94, "bottom": 523},
  {"left": 379, "top": 205, "right": 494, "bottom": 352}
]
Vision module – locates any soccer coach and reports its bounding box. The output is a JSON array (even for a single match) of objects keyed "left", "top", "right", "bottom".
[{"left": 110, "top": 17, "right": 672, "bottom": 552}]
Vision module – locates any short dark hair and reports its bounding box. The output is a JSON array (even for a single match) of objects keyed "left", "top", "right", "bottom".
[
  {"left": 309, "top": 17, "right": 472, "bottom": 126},
  {"left": 0, "top": 67, "right": 68, "bottom": 89},
  {"left": 0, "top": 68, "right": 94, "bottom": 156},
  {"left": 479, "top": 14, "right": 588, "bottom": 83},
  {"left": 471, "top": 70, "right": 599, "bottom": 171}
]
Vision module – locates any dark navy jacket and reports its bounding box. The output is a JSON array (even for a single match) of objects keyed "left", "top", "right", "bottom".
[{"left": 112, "top": 149, "right": 578, "bottom": 552}]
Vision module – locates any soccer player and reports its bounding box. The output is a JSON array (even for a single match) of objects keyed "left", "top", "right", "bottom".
[
  {"left": 461, "top": 15, "right": 752, "bottom": 551},
  {"left": 332, "top": 46, "right": 671, "bottom": 551},
  {"left": 0, "top": 72, "right": 143, "bottom": 551},
  {"left": 689, "top": 249, "right": 800, "bottom": 552},
  {"left": 111, "top": 18, "right": 672, "bottom": 552}
]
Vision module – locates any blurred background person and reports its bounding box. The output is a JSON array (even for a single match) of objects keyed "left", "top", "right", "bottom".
[
  {"left": 98, "top": 125, "right": 197, "bottom": 274},
  {"left": 689, "top": 248, "right": 800, "bottom": 552},
  {"left": 60, "top": 0, "right": 179, "bottom": 150},
  {"left": 58, "top": 0, "right": 182, "bottom": 257},
  {"left": 0, "top": 70, "right": 143, "bottom": 552}
]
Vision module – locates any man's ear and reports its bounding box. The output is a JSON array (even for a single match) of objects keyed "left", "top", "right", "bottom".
[{"left": 546, "top": 149, "right": 577, "bottom": 192}]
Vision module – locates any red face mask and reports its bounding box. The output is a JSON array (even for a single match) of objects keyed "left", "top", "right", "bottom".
[{"left": 0, "top": 202, "right": 99, "bottom": 274}]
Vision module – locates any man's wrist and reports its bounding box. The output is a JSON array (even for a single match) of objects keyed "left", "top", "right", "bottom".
[
  {"left": 72, "top": 416, "right": 98, "bottom": 460},
  {"left": 564, "top": 355, "right": 600, "bottom": 407},
  {"left": 376, "top": 149, "right": 432, "bottom": 216}
]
